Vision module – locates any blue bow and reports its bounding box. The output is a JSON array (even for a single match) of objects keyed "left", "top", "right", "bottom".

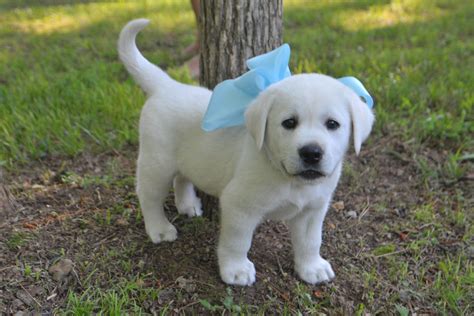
[{"left": 202, "top": 44, "right": 373, "bottom": 132}]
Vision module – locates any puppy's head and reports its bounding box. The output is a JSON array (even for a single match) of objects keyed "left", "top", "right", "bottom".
[{"left": 245, "top": 74, "right": 374, "bottom": 182}]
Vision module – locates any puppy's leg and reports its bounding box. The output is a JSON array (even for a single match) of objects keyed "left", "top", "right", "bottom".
[
  {"left": 173, "top": 174, "right": 203, "bottom": 217},
  {"left": 136, "top": 155, "right": 177, "bottom": 244},
  {"left": 218, "top": 194, "right": 261, "bottom": 286},
  {"left": 288, "top": 205, "right": 335, "bottom": 284}
]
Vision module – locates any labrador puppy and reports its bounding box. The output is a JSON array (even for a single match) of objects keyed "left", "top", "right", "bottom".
[{"left": 118, "top": 19, "right": 374, "bottom": 286}]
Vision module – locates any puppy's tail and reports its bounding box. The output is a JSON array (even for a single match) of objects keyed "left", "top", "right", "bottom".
[{"left": 118, "top": 19, "right": 171, "bottom": 96}]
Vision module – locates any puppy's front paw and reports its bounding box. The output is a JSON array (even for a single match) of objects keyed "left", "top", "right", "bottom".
[
  {"left": 296, "top": 257, "right": 335, "bottom": 284},
  {"left": 146, "top": 224, "right": 177, "bottom": 244},
  {"left": 220, "top": 258, "right": 256, "bottom": 286}
]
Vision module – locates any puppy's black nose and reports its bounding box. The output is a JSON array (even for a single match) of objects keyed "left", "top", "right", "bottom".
[{"left": 299, "top": 145, "right": 323, "bottom": 165}]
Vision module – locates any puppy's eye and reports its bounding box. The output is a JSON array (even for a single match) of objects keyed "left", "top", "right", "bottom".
[
  {"left": 325, "top": 119, "right": 340, "bottom": 130},
  {"left": 281, "top": 118, "right": 298, "bottom": 130}
]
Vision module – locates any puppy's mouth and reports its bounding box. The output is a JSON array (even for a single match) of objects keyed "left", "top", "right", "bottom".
[
  {"left": 281, "top": 162, "right": 326, "bottom": 180},
  {"left": 297, "top": 169, "right": 325, "bottom": 180}
]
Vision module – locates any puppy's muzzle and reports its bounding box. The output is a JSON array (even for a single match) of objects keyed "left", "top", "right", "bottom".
[{"left": 296, "top": 144, "right": 325, "bottom": 180}]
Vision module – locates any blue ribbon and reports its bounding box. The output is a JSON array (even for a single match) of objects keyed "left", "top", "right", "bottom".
[{"left": 202, "top": 44, "right": 373, "bottom": 132}]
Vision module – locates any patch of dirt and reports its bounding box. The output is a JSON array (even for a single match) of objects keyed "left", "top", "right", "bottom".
[{"left": 0, "top": 138, "right": 472, "bottom": 314}]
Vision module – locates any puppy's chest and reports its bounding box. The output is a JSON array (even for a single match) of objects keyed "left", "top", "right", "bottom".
[{"left": 265, "top": 187, "right": 324, "bottom": 221}]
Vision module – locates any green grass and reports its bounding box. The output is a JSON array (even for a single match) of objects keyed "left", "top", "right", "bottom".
[
  {"left": 434, "top": 255, "right": 473, "bottom": 315},
  {"left": 0, "top": 0, "right": 472, "bottom": 166},
  {"left": 285, "top": 0, "right": 473, "bottom": 149},
  {"left": 63, "top": 278, "right": 164, "bottom": 315},
  {"left": 6, "top": 231, "right": 30, "bottom": 250},
  {"left": 0, "top": 0, "right": 195, "bottom": 165}
]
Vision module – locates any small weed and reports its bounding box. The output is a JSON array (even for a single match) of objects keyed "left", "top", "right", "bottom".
[
  {"left": 114, "top": 176, "right": 135, "bottom": 189},
  {"left": 181, "top": 216, "right": 208, "bottom": 234},
  {"left": 99, "top": 290, "right": 129, "bottom": 315},
  {"left": 199, "top": 299, "right": 220, "bottom": 312},
  {"left": 419, "top": 109, "right": 471, "bottom": 144},
  {"left": 94, "top": 211, "right": 113, "bottom": 226},
  {"left": 373, "top": 244, "right": 396, "bottom": 256},
  {"left": 199, "top": 288, "right": 246, "bottom": 313},
  {"left": 433, "top": 255, "right": 473, "bottom": 315},
  {"left": 355, "top": 303, "right": 366, "bottom": 316},
  {"left": 415, "top": 150, "right": 469, "bottom": 185},
  {"left": 293, "top": 282, "right": 327, "bottom": 314},
  {"left": 82, "top": 174, "right": 113, "bottom": 189},
  {"left": 413, "top": 204, "right": 435, "bottom": 223},
  {"left": 105, "top": 209, "right": 112, "bottom": 226},
  {"left": 395, "top": 304, "right": 409, "bottom": 316},
  {"left": 135, "top": 208, "right": 143, "bottom": 223},
  {"left": 361, "top": 268, "right": 377, "bottom": 305},
  {"left": 23, "top": 263, "right": 32, "bottom": 277},
  {"left": 120, "top": 259, "right": 132, "bottom": 273},
  {"left": 65, "top": 290, "right": 96, "bottom": 315},
  {"left": 388, "top": 260, "right": 409, "bottom": 283},
  {"left": 61, "top": 171, "right": 113, "bottom": 188},
  {"left": 6, "top": 232, "right": 29, "bottom": 250},
  {"left": 34, "top": 270, "right": 41, "bottom": 281},
  {"left": 63, "top": 278, "right": 164, "bottom": 314},
  {"left": 414, "top": 155, "right": 438, "bottom": 184},
  {"left": 222, "top": 288, "right": 243, "bottom": 313},
  {"left": 442, "top": 150, "right": 467, "bottom": 182},
  {"left": 60, "top": 171, "right": 83, "bottom": 186},
  {"left": 342, "top": 162, "right": 359, "bottom": 189}
]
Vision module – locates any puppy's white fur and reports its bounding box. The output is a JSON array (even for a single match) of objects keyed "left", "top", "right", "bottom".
[{"left": 118, "top": 19, "right": 374, "bottom": 286}]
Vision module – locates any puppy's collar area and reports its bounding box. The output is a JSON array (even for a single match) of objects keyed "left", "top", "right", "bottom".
[{"left": 201, "top": 44, "right": 373, "bottom": 132}]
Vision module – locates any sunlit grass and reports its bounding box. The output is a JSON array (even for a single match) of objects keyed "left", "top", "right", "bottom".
[
  {"left": 1, "top": 1, "right": 195, "bottom": 34},
  {"left": 336, "top": 0, "right": 447, "bottom": 31}
]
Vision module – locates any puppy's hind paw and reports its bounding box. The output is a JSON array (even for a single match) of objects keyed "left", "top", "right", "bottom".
[
  {"left": 296, "top": 257, "right": 335, "bottom": 285},
  {"left": 177, "top": 197, "right": 203, "bottom": 217},
  {"left": 146, "top": 224, "right": 178, "bottom": 244}
]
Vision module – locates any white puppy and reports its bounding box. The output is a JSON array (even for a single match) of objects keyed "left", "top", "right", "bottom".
[{"left": 118, "top": 19, "right": 374, "bottom": 286}]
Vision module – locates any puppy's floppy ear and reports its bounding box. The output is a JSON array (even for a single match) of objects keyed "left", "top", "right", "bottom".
[
  {"left": 245, "top": 92, "right": 275, "bottom": 150},
  {"left": 347, "top": 90, "right": 375, "bottom": 155}
]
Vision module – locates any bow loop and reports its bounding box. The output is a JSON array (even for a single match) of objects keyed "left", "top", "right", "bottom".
[
  {"left": 338, "top": 76, "right": 374, "bottom": 108},
  {"left": 202, "top": 44, "right": 291, "bottom": 131},
  {"left": 246, "top": 43, "right": 291, "bottom": 83},
  {"left": 234, "top": 70, "right": 267, "bottom": 95}
]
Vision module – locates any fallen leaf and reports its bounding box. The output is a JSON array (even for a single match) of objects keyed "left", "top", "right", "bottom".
[
  {"left": 23, "top": 223, "right": 37, "bottom": 229},
  {"left": 314, "top": 290, "right": 324, "bottom": 298},
  {"left": 398, "top": 232, "right": 409, "bottom": 241},
  {"left": 332, "top": 201, "right": 345, "bottom": 211},
  {"left": 116, "top": 218, "right": 129, "bottom": 226}
]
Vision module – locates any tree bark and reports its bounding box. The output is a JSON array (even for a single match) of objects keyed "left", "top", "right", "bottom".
[
  {"left": 198, "top": 0, "right": 283, "bottom": 219},
  {"left": 199, "top": 0, "right": 283, "bottom": 89}
]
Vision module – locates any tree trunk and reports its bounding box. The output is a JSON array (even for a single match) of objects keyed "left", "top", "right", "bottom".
[
  {"left": 199, "top": 0, "right": 283, "bottom": 88},
  {"left": 198, "top": 0, "right": 283, "bottom": 219}
]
